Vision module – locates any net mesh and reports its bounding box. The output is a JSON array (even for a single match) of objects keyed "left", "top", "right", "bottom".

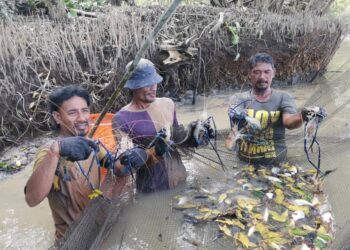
[{"left": 58, "top": 41, "right": 350, "bottom": 250}]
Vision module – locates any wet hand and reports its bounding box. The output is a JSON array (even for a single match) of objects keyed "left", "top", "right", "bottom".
[{"left": 59, "top": 136, "right": 98, "bottom": 162}]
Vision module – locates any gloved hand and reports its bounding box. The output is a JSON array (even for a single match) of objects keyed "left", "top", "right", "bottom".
[
  {"left": 301, "top": 106, "right": 326, "bottom": 122},
  {"left": 203, "top": 122, "right": 215, "bottom": 139},
  {"left": 229, "top": 110, "right": 247, "bottom": 131},
  {"left": 59, "top": 136, "right": 99, "bottom": 162},
  {"left": 189, "top": 120, "right": 214, "bottom": 147},
  {"left": 229, "top": 109, "right": 246, "bottom": 122},
  {"left": 154, "top": 135, "right": 170, "bottom": 157},
  {"left": 120, "top": 147, "right": 148, "bottom": 175}
]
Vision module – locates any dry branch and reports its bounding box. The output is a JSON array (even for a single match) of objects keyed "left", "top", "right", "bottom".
[{"left": 0, "top": 5, "right": 342, "bottom": 151}]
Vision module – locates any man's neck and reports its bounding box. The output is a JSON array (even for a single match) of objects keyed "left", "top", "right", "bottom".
[
  {"left": 130, "top": 99, "right": 153, "bottom": 110},
  {"left": 252, "top": 87, "right": 272, "bottom": 102}
]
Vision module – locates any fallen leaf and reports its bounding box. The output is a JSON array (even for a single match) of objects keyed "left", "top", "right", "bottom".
[
  {"left": 270, "top": 210, "right": 289, "bottom": 223},
  {"left": 218, "top": 193, "right": 227, "bottom": 203},
  {"left": 237, "top": 198, "right": 258, "bottom": 211},
  {"left": 274, "top": 189, "right": 285, "bottom": 204},
  {"left": 219, "top": 224, "right": 232, "bottom": 237},
  {"left": 284, "top": 203, "right": 310, "bottom": 215},
  {"left": 234, "top": 232, "right": 256, "bottom": 248}
]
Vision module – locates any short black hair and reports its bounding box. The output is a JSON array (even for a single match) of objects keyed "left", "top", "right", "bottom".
[
  {"left": 47, "top": 84, "right": 90, "bottom": 113},
  {"left": 248, "top": 52, "right": 275, "bottom": 69}
]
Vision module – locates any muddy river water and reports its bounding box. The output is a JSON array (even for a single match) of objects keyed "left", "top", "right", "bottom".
[{"left": 0, "top": 38, "right": 349, "bottom": 249}]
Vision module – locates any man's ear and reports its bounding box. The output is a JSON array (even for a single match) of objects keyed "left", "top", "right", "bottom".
[
  {"left": 52, "top": 111, "right": 61, "bottom": 125},
  {"left": 272, "top": 68, "right": 276, "bottom": 78}
]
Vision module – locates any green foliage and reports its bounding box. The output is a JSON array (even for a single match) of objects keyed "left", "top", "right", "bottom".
[
  {"left": 63, "top": 0, "right": 108, "bottom": 11},
  {"left": 28, "top": 0, "right": 38, "bottom": 10},
  {"left": 226, "top": 22, "right": 241, "bottom": 61},
  {"left": 330, "top": 0, "right": 350, "bottom": 14},
  {"left": 228, "top": 25, "right": 239, "bottom": 45}
]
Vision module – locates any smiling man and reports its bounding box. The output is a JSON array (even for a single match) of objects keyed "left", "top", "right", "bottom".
[
  {"left": 228, "top": 52, "right": 306, "bottom": 165},
  {"left": 24, "top": 85, "right": 148, "bottom": 240},
  {"left": 113, "top": 58, "right": 190, "bottom": 193}
]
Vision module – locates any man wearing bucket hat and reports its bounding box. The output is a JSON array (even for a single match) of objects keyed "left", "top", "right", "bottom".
[{"left": 113, "top": 58, "right": 210, "bottom": 193}]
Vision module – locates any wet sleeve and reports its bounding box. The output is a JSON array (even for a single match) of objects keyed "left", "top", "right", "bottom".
[
  {"left": 25, "top": 145, "right": 56, "bottom": 194},
  {"left": 281, "top": 92, "right": 297, "bottom": 114},
  {"left": 33, "top": 145, "right": 51, "bottom": 172}
]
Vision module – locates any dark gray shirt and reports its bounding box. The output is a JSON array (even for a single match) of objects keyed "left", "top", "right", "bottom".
[{"left": 228, "top": 89, "right": 297, "bottom": 164}]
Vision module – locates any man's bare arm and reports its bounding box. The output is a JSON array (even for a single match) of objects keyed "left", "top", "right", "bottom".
[
  {"left": 25, "top": 141, "right": 60, "bottom": 207},
  {"left": 283, "top": 113, "right": 303, "bottom": 129}
]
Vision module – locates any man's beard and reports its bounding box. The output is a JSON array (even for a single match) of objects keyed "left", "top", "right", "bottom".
[
  {"left": 255, "top": 80, "right": 269, "bottom": 94},
  {"left": 73, "top": 122, "right": 89, "bottom": 137}
]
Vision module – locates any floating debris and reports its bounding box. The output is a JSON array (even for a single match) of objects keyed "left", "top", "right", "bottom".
[
  {"left": 172, "top": 163, "right": 335, "bottom": 249},
  {"left": 0, "top": 161, "right": 23, "bottom": 173}
]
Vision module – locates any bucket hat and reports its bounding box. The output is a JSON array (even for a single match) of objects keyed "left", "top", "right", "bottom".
[{"left": 125, "top": 58, "right": 163, "bottom": 90}]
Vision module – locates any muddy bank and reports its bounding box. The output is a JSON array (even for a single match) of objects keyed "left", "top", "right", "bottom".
[{"left": 0, "top": 137, "right": 51, "bottom": 181}]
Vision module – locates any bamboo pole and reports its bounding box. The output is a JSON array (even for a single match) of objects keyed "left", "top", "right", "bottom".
[{"left": 88, "top": 0, "right": 182, "bottom": 138}]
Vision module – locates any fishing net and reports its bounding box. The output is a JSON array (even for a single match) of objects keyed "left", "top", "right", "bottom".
[
  {"left": 55, "top": 174, "right": 134, "bottom": 250},
  {"left": 57, "top": 44, "right": 350, "bottom": 249}
]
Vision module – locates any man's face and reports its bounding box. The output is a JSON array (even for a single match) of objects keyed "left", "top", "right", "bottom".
[
  {"left": 53, "top": 96, "right": 90, "bottom": 137},
  {"left": 133, "top": 84, "right": 158, "bottom": 103},
  {"left": 249, "top": 62, "right": 275, "bottom": 93}
]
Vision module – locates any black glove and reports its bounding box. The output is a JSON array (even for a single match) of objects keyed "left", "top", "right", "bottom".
[
  {"left": 120, "top": 147, "right": 148, "bottom": 175},
  {"left": 203, "top": 122, "right": 215, "bottom": 139},
  {"left": 59, "top": 136, "right": 99, "bottom": 162},
  {"left": 229, "top": 110, "right": 247, "bottom": 131},
  {"left": 153, "top": 129, "right": 170, "bottom": 156},
  {"left": 230, "top": 111, "right": 246, "bottom": 122}
]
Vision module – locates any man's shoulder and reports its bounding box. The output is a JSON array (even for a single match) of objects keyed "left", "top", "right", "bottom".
[
  {"left": 117, "top": 104, "right": 132, "bottom": 113},
  {"left": 229, "top": 90, "right": 251, "bottom": 103},
  {"left": 155, "top": 97, "right": 174, "bottom": 104},
  {"left": 36, "top": 140, "right": 54, "bottom": 155},
  {"left": 33, "top": 140, "right": 55, "bottom": 171},
  {"left": 272, "top": 89, "right": 293, "bottom": 98},
  {"left": 154, "top": 97, "right": 175, "bottom": 108}
]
